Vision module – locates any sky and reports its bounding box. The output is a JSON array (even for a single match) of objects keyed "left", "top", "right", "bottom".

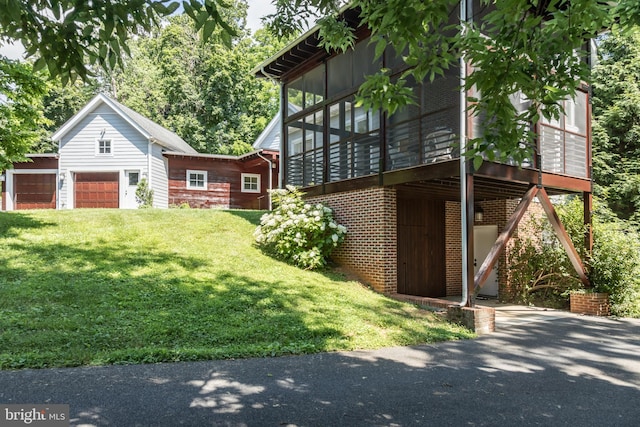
[
  {"left": 0, "top": 1, "right": 277, "bottom": 60},
  {"left": 246, "top": 0, "right": 277, "bottom": 34}
]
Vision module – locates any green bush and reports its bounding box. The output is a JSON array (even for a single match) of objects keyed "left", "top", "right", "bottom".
[
  {"left": 135, "top": 178, "right": 154, "bottom": 208},
  {"left": 508, "top": 197, "right": 640, "bottom": 317},
  {"left": 506, "top": 215, "right": 581, "bottom": 308},
  {"left": 254, "top": 186, "right": 346, "bottom": 270}
]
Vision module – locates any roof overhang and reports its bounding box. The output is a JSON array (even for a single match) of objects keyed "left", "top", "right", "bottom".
[
  {"left": 163, "top": 149, "right": 277, "bottom": 161},
  {"left": 253, "top": 5, "right": 363, "bottom": 81}
]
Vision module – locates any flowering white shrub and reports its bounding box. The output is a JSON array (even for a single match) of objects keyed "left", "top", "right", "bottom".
[{"left": 254, "top": 186, "right": 347, "bottom": 270}]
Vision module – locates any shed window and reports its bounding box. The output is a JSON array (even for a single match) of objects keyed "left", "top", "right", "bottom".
[
  {"left": 97, "top": 139, "right": 112, "bottom": 155},
  {"left": 242, "top": 173, "right": 260, "bottom": 193},
  {"left": 187, "top": 170, "right": 207, "bottom": 189}
]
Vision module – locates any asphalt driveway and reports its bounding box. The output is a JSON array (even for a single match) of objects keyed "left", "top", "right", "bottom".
[{"left": 1, "top": 305, "right": 639, "bottom": 426}]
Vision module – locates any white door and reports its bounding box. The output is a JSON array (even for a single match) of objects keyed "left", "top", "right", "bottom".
[
  {"left": 123, "top": 170, "right": 140, "bottom": 209},
  {"left": 474, "top": 225, "right": 499, "bottom": 298}
]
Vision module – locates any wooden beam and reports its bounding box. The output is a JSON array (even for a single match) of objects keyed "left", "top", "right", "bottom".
[
  {"left": 584, "top": 191, "right": 593, "bottom": 256},
  {"left": 537, "top": 188, "right": 590, "bottom": 287},
  {"left": 474, "top": 185, "right": 539, "bottom": 293}
]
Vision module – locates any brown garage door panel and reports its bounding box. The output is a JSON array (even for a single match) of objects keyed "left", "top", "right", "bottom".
[
  {"left": 75, "top": 173, "right": 119, "bottom": 208},
  {"left": 14, "top": 174, "right": 57, "bottom": 210}
]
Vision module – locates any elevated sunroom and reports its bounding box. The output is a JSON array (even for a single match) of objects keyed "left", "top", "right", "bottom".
[{"left": 255, "top": 5, "right": 592, "bottom": 306}]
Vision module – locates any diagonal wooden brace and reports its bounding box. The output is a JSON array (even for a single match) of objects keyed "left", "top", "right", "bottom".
[
  {"left": 537, "top": 188, "right": 590, "bottom": 287},
  {"left": 474, "top": 185, "right": 539, "bottom": 293}
]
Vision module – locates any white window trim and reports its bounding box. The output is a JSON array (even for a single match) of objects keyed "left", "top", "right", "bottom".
[
  {"left": 186, "top": 169, "right": 207, "bottom": 190},
  {"left": 241, "top": 173, "right": 261, "bottom": 193},
  {"left": 96, "top": 138, "right": 113, "bottom": 156}
]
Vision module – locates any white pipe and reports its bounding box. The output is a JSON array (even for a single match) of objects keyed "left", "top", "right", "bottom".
[
  {"left": 261, "top": 65, "right": 285, "bottom": 190},
  {"left": 256, "top": 151, "right": 273, "bottom": 210},
  {"left": 459, "top": 0, "right": 469, "bottom": 307}
]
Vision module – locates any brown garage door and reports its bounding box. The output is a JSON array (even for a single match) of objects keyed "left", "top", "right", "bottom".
[
  {"left": 14, "top": 174, "right": 57, "bottom": 210},
  {"left": 74, "top": 172, "right": 119, "bottom": 208}
]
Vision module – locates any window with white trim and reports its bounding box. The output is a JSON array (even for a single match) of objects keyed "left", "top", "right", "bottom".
[
  {"left": 241, "top": 173, "right": 260, "bottom": 193},
  {"left": 97, "top": 138, "right": 112, "bottom": 155},
  {"left": 187, "top": 170, "right": 207, "bottom": 189}
]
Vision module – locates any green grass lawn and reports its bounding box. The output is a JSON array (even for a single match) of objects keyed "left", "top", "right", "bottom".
[{"left": 0, "top": 209, "right": 473, "bottom": 369}]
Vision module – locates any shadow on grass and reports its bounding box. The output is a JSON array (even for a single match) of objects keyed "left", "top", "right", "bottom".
[
  {"left": 0, "top": 211, "right": 55, "bottom": 238},
  {"left": 225, "top": 209, "right": 265, "bottom": 226},
  {"left": 0, "top": 235, "right": 346, "bottom": 369}
]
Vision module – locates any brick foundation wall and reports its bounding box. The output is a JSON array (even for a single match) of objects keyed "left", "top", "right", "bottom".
[
  {"left": 570, "top": 292, "right": 610, "bottom": 316},
  {"left": 445, "top": 201, "right": 462, "bottom": 296},
  {"left": 308, "top": 186, "right": 549, "bottom": 300},
  {"left": 447, "top": 305, "right": 496, "bottom": 334},
  {"left": 307, "top": 187, "right": 397, "bottom": 294}
]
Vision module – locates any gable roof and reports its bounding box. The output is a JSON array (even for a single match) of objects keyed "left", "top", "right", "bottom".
[
  {"left": 252, "top": 103, "right": 299, "bottom": 152},
  {"left": 51, "top": 93, "right": 198, "bottom": 154}
]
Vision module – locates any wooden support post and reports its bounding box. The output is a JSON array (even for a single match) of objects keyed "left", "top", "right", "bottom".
[
  {"left": 474, "top": 185, "right": 539, "bottom": 293},
  {"left": 537, "top": 188, "right": 590, "bottom": 287},
  {"left": 584, "top": 191, "right": 593, "bottom": 257}
]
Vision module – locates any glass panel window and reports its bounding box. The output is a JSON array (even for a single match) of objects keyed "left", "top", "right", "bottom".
[
  {"left": 303, "top": 112, "right": 323, "bottom": 151},
  {"left": 241, "top": 173, "right": 260, "bottom": 193},
  {"left": 187, "top": 170, "right": 207, "bottom": 189},
  {"left": 287, "top": 119, "right": 304, "bottom": 155},
  {"left": 128, "top": 172, "right": 139, "bottom": 186},
  {"left": 286, "top": 77, "right": 304, "bottom": 114},
  {"left": 352, "top": 39, "right": 381, "bottom": 88},
  {"left": 97, "top": 139, "right": 112, "bottom": 155},
  {"left": 305, "top": 65, "right": 324, "bottom": 109},
  {"left": 328, "top": 49, "right": 353, "bottom": 97},
  {"left": 565, "top": 91, "right": 587, "bottom": 135}
]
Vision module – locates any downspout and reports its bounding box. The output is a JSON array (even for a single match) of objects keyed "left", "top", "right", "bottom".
[
  {"left": 261, "top": 66, "right": 285, "bottom": 189},
  {"left": 458, "top": 0, "right": 470, "bottom": 307},
  {"left": 256, "top": 151, "right": 273, "bottom": 211}
]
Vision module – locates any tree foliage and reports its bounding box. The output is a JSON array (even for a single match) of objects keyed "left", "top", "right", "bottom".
[
  {"left": 265, "top": 0, "right": 638, "bottom": 165},
  {"left": 591, "top": 27, "right": 640, "bottom": 227},
  {"left": 0, "top": 0, "right": 238, "bottom": 85},
  {"left": 0, "top": 56, "right": 49, "bottom": 169},
  {"left": 109, "top": 16, "right": 283, "bottom": 154}
]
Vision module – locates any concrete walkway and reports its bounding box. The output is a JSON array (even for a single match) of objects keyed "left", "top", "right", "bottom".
[{"left": 1, "top": 306, "right": 639, "bottom": 426}]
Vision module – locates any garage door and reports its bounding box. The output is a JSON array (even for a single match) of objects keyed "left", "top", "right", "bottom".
[
  {"left": 74, "top": 172, "right": 119, "bottom": 208},
  {"left": 14, "top": 174, "right": 57, "bottom": 210}
]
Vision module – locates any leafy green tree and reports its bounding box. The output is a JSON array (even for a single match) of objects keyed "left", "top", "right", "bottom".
[
  {"left": 0, "top": 0, "right": 237, "bottom": 84},
  {"left": 0, "top": 56, "right": 50, "bottom": 169},
  {"left": 110, "top": 15, "right": 283, "bottom": 154},
  {"left": 591, "top": 28, "right": 640, "bottom": 227}
]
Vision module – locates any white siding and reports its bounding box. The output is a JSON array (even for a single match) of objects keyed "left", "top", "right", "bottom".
[
  {"left": 150, "top": 143, "right": 169, "bottom": 208},
  {"left": 58, "top": 108, "right": 150, "bottom": 209}
]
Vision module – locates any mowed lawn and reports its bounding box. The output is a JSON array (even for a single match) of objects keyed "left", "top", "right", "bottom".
[{"left": 0, "top": 209, "right": 473, "bottom": 369}]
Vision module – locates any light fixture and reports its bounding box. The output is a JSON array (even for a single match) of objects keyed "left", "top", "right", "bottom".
[{"left": 474, "top": 205, "right": 484, "bottom": 223}]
